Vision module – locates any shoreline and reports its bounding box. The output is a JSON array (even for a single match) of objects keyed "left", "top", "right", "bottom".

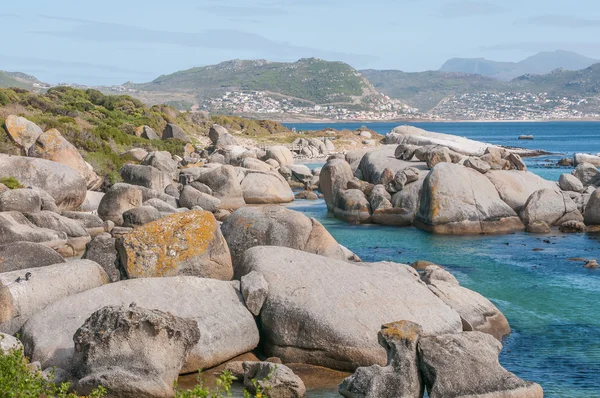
[{"left": 277, "top": 118, "right": 600, "bottom": 124}]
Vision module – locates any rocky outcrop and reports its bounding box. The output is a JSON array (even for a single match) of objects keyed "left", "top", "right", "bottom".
[
  {"left": 28, "top": 128, "right": 101, "bottom": 190},
  {"left": 574, "top": 153, "right": 600, "bottom": 167},
  {"left": 419, "top": 332, "right": 543, "bottom": 398},
  {"left": 415, "top": 163, "right": 524, "bottom": 235},
  {"left": 73, "top": 304, "right": 200, "bottom": 398},
  {"left": 358, "top": 146, "right": 428, "bottom": 184},
  {"left": 520, "top": 189, "right": 583, "bottom": 228},
  {"left": 20, "top": 277, "right": 259, "bottom": 374},
  {"left": 243, "top": 362, "right": 306, "bottom": 398},
  {"left": 0, "top": 260, "right": 108, "bottom": 334},
  {"left": 209, "top": 124, "right": 238, "bottom": 147},
  {"left": 573, "top": 162, "right": 599, "bottom": 186},
  {"left": 386, "top": 125, "right": 491, "bottom": 156},
  {"left": 237, "top": 247, "right": 462, "bottom": 370},
  {"left": 0, "top": 241, "right": 65, "bottom": 273},
  {"left": 140, "top": 151, "right": 179, "bottom": 181},
  {"left": 221, "top": 206, "right": 346, "bottom": 271},
  {"left": 0, "top": 154, "right": 87, "bottom": 211},
  {"left": 334, "top": 189, "right": 372, "bottom": 224},
  {"left": 97, "top": 184, "right": 143, "bottom": 226},
  {"left": 116, "top": 210, "right": 232, "bottom": 280},
  {"left": 339, "top": 321, "right": 423, "bottom": 398}
]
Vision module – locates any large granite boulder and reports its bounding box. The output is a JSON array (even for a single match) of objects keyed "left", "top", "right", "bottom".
[
  {"left": 0, "top": 241, "right": 65, "bottom": 273},
  {"left": 358, "top": 146, "right": 428, "bottom": 184},
  {"left": 0, "top": 260, "right": 108, "bottom": 334},
  {"left": 20, "top": 277, "right": 259, "bottom": 374},
  {"left": 28, "top": 128, "right": 101, "bottom": 190},
  {"left": 240, "top": 170, "right": 294, "bottom": 204},
  {"left": 334, "top": 189, "right": 372, "bottom": 224},
  {"left": 0, "top": 188, "right": 42, "bottom": 213},
  {"left": 187, "top": 165, "right": 245, "bottom": 210},
  {"left": 243, "top": 362, "right": 306, "bottom": 398},
  {"left": 415, "top": 163, "right": 524, "bottom": 234},
  {"left": 237, "top": 247, "right": 462, "bottom": 370},
  {"left": 559, "top": 173, "right": 585, "bottom": 193},
  {"left": 120, "top": 164, "right": 172, "bottom": 192},
  {"left": 0, "top": 154, "right": 87, "bottom": 211},
  {"left": 390, "top": 177, "right": 425, "bottom": 225},
  {"left": 116, "top": 210, "right": 232, "bottom": 280},
  {"left": 486, "top": 170, "right": 559, "bottom": 212},
  {"left": 339, "top": 321, "right": 423, "bottom": 398},
  {"left": 179, "top": 185, "right": 221, "bottom": 212},
  {"left": 520, "top": 189, "right": 583, "bottom": 228},
  {"left": 97, "top": 183, "right": 143, "bottom": 226},
  {"left": 140, "top": 151, "right": 179, "bottom": 181},
  {"left": 0, "top": 211, "right": 67, "bottom": 249},
  {"left": 419, "top": 332, "right": 543, "bottom": 398},
  {"left": 573, "top": 162, "right": 599, "bottom": 186},
  {"left": 73, "top": 305, "right": 200, "bottom": 398},
  {"left": 209, "top": 124, "right": 238, "bottom": 147},
  {"left": 320, "top": 159, "right": 354, "bottom": 212},
  {"left": 574, "top": 153, "right": 600, "bottom": 167},
  {"left": 162, "top": 123, "right": 191, "bottom": 142},
  {"left": 221, "top": 206, "right": 346, "bottom": 271},
  {"left": 584, "top": 188, "right": 600, "bottom": 225},
  {"left": 242, "top": 157, "right": 273, "bottom": 172},
  {"left": 421, "top": 266, "right": 510, "bottom": 341},
  {"left": 122, "top": 206, "right": 163, "bottom": 228},
  {"left": 4, "top": 115, "right": 43, "bottom": 153},
  {"left": 265, "top": 146, "right": 294, "bottom": 167}
]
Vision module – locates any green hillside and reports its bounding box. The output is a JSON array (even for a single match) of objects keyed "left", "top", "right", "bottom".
[
  {"left": 0, "top": 71, "right": 43, "bottom": 90},
  {"left": 133, "top": 58, "right": 376, "bottom": 105},
  {"left": 511, "top": 63, "right": 600, "bottom": 96},
  {"left": 361, "top": 70, "right": 505, "bottom": 111}
]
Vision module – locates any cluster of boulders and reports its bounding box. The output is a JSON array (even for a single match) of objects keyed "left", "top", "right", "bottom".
[
  {"left": 0, "top": 118, "right": 545, "bottom": 397},
  {"left": 322, "top": 125, "right": 598, "bottom": 234},
  {"left": 291, "top": 136, "right": 335, "bottom": 159}
]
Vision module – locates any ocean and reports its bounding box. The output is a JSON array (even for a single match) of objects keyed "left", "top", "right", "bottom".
[{"left": 284, "top": 122, "right": 600, "bottom": 397}]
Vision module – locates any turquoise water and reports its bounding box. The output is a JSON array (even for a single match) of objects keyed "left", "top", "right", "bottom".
[{"left": 286, "top": 122, "right": 600, "bottom": 397}]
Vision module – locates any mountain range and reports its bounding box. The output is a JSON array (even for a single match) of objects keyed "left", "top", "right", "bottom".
[
  {"left": 2, "top": 50, "right": 600, "bottom": 115},
  {"left": 440, "top": 50, "right": 598, "bottom": 81}
]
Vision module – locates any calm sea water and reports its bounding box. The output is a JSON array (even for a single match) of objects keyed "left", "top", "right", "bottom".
[{"left": 284, "top": 122, "right": 600, "bottom": 397}]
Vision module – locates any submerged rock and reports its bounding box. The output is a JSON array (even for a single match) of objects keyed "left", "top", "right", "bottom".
[
  {"left": 243, "top": 362, "right": 306, "bottom": 398},
  {"left": 73, "top": 305, "right": 200, "bottom": 398}
]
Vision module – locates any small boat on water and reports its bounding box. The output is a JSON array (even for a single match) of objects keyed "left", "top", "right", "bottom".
[{"left": 518, "top": 135, "right": 534, "bottom": 140}]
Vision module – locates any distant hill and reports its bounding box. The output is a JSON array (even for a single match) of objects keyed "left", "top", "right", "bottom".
[
  {"left": 360, "top": 69, "right": 504, "bottom": 111},
  {"left": 440, "top": 50, "right": 599, "bottom": 81},
  {"left": 0, "top": 71, "right": 47, "bottom": 90},
  {"left": 512, "top": 62, "right": 600, "bottom": 96},
  {"left": 130, "top": 58, "right": 379, "bottom": 107}
]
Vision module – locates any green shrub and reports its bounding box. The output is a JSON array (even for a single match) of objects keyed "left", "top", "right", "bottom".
[
  {"left": 0, "top": 337, "right": 106, "bottom": 397},
  {"left": 0, "top": 176, "right": 23, "bottom": 189},
  {"left": 174, "top": 369, "right": 272, "bottom": 398}
]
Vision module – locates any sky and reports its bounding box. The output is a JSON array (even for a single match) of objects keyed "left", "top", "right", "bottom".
[{"left": 1, "top": 0, "right": 600, "bottom": 85}]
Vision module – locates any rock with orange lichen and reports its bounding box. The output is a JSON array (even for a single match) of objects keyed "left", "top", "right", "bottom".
[
  {"left": 4, "top": 115, "right": 43, "bottom": 153},
  {"left": 116, "top": 210, "right": 233, "bottom": 280}
]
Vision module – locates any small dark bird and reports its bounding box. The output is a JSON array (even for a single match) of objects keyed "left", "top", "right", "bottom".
[
  {"left": 25, "top": 272, "right": 32, "bottom": 281},
  {"left": 15, "top": 277, "right": 22, "bottom": 283}
]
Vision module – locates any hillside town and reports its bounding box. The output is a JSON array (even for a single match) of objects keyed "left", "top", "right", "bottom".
[
  {"left": 197, "top": 90, "right": 421, "bottom": 121},
  {"left": 430, "top": 91, "right": 600, "bottom": 120}
]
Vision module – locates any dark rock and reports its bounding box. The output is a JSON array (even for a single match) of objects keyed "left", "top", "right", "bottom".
[
  {"left": 162, "top": 123, "right": 191, "bottom": 142},
  {"left": 82, "top": 233, "right": 120, "bottom": 282}
]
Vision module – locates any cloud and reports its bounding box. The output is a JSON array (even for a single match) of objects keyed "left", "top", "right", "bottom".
[
  {"left": 438, "top": 1, "right": 507, "bottom": 18},
  {"left": 519, "top": 15, "right": 600, "bottom": 28},
  {"left": 32, "top": 16, "right": 375, "bottom": 66}
]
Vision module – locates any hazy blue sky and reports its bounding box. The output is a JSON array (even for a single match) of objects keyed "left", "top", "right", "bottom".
[{"left": 2, "top": 0, "right": 599, "bottom": 85}]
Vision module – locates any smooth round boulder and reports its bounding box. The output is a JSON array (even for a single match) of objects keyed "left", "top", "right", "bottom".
[
  {"left": 97, "top": 184, "right": 143, "bottom": 226},
  {"left": 122, "top": 206, "right": 162, "bottom": 228},
  {"left": 573, "top": 163, "right": 599, "bottom": 186},
  {"left": 0, "top": 154, "right": 87, "bottom": 211},
  {"left": 116, "top": 210, "right": 232, "bottom": 280},
  {"left": 559, "top": 173, "right": 584, "bottom": 193},
  {"left": 190, "top": 165, "right": 246, "bottom": 210},
  {"left": 0, "top": 188, "right": 42, "bottom": 213},
  {"left": 266, "top": 146, "right": 294, "bottom": 167},
  {"left": 179, "top": 185, "right": 221, "bottom": 212},
  {"left": 240, "top": 170, "right": 294, "bottom": 204},
  {"left": 4, "top": 115, "right": 43, "bottom": 152},
  {"left": 520, "top": 189, "right": 583, "bottom": 228},
  {"left": 320, "top": 159, "right": 354, "bottom": 211},
  {"left": 221, "top": 206, "right": 347, "bottom": 271}
]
